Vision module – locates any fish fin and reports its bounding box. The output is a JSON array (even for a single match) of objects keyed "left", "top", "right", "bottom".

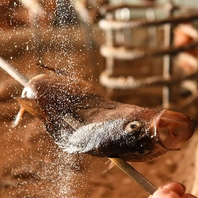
[
  {"left": 12, "top": 107, "right": 25, "bottom": 127},
  {"left": 63, "top": 114, "right": 83, "bottom": 130},
  {"left": 102, "top": 161, "right": 116, "bottom": 174},
  {"left": 16, "top": 97, "right": 46, "bottom": 120}
]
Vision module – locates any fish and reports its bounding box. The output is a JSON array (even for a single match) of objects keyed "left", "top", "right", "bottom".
[{"left": 16, "top": 71, "right": 196, "bottom": 162}]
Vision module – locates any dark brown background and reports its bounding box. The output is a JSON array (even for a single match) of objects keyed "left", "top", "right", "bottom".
[{"left": 0, "top": 1, "right": 198, "bottom": 197}]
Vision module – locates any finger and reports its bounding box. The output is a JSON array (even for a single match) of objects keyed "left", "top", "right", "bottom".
[
  {"left": 182, "top": 193, "right": 197, "bottom": 198},
  {"left": 152, "top": 188, "right": 181, "bottom": 198},
  {"left": 160, "top": 182, "right": 186, "bottom": 196}
]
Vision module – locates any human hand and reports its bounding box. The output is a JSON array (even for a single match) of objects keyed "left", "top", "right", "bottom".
[{"left": 151, "top": 182, "right": 197, "bottom": 198}]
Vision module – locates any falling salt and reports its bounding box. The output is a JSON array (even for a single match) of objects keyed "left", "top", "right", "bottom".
[
  {"left": 13, "top": 2, "right": 17, "bottom": 7},
  {"left": 0, "top": 0, "right": 93, "bottom": 196}
]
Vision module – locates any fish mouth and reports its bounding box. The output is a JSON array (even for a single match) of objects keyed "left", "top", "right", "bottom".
[
  {"left": 120, "top": 109, "right": 196, "bottom": 162},
  {"left": 154, "top": 109, "right": 196, "bottom": 150}
]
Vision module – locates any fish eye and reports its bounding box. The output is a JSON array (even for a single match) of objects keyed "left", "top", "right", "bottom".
[
  {"left": 125, "top": 121, "right": 142, "bottom": 133},
  {"left": 134, "top": 150, "right": 151, "bottom": 155}
]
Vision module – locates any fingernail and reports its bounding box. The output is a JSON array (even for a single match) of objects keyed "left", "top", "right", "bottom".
[
  {"left": 178, "top": 182, "right": 186, "bottom": 191},
  {"left": 160, "top": 182, "right": 186, "bottom": 196}
]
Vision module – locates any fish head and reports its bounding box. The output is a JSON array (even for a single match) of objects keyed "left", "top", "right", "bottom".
[
  {"left": 67, "top": 106, "right": 196, "bottom": 162},
  {"left": 117, "top": 108, "right": 196, "bottom": 161}
]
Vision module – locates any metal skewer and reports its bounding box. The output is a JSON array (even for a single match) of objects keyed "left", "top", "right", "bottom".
[
  {"left": 109, "top": 156, "right": 157, "bottom": 195},
  {"left": 65, "top": 116, "right": 158, "bottom": 195},
  {"left": 0, "top": 57, "right": 28, "bottom": 86}
]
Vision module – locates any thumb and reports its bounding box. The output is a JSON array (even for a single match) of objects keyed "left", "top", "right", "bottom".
[
  {"left": 152, "top": 188, "right": 182, "bottom": 198},
  {"left": 151, "top": 182, "right": 186, "bottom": 198}
]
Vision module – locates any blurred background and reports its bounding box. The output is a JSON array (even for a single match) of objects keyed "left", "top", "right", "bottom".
[{"left": 0, "top": 0, "right": 198, "bottom": 198}]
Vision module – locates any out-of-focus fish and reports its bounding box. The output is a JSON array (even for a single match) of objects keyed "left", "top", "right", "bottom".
[{"left": 16, "top": 72, "right": 196, "bottom": 162}]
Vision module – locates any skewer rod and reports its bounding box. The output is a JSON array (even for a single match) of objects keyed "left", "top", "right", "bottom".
[
  {"left": 109, "top": 157, "right": 157, "bottom": 195},
  {"left": 0, "top": 57, "right": 28, "bottom": 86}
]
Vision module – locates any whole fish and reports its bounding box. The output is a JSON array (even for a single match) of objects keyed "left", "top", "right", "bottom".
[{"left": 16, "top": 71, "right": 196, "bottom": 162}]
